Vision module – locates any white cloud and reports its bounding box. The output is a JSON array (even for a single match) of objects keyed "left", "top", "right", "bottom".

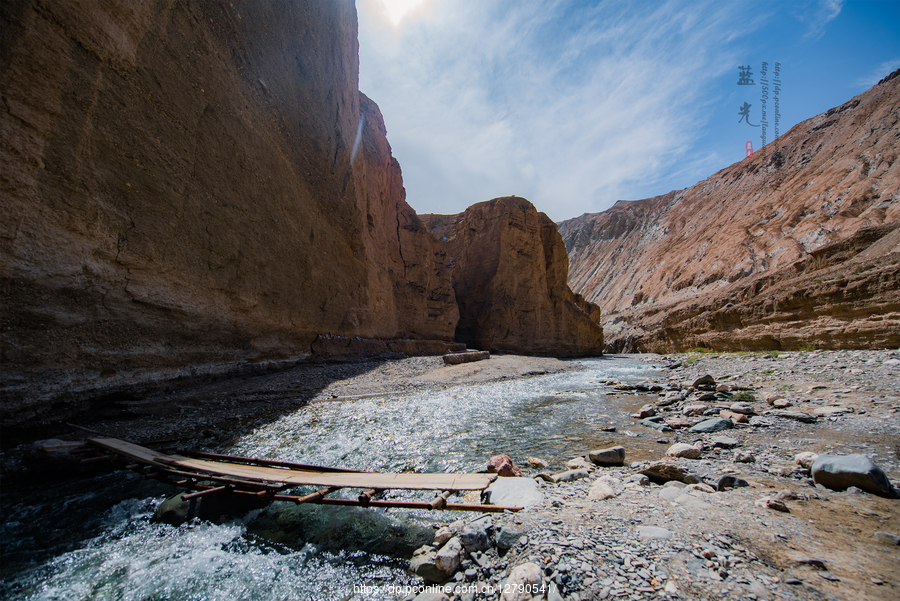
[
  {"left": 357, "top": 0, "right": 766, "bottom": 221},
  {"left": 797, "top": 0, "right": 844, "bottom": 40},
  {"left": 854, "top": 58, "right": 900, "bottom": 88}
]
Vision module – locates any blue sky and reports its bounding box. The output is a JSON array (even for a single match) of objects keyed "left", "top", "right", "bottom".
[{"left": 357, "top": 0, "right": 900, "bottom": 222}]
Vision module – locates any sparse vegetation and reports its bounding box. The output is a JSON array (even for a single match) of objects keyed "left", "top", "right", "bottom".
[
  {"left": 766, "top": 350, "right": 786, "bottom": 358},
  {"left": 687, "top": 347, "right": 715, "bottom": 353},
  {"left": 731, "top": 390, "right": 757, "bottom": 402},
  {"left": 798, "top": 342, "right": 819, "bottom": 352}
]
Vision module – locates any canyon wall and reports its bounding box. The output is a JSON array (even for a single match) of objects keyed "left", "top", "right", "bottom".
[
  {"left": 559, "top": 71, "right": 900, "bottom": 352},
  {"left": 0, "top": 0, "right": 457, "bottom": 424},
  {"left": 422, "top": 197, "right": 603, "bottom": 356}
]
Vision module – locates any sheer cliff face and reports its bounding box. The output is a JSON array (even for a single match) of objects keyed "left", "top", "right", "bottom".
[
  {"left": 559, "top": 72, "right": 900, "bottom": 352},
  {"left": 0, "top": 0, "right": 456, "bottom": 388},
  {"left": 423, "top": 197, "right": 604, "bottom": 356}
]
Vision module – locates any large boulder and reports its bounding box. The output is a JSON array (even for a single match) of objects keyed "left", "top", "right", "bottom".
[
  {"left": 500, "top": 562, "right": 545, "bottom": 601},
  {"left": 811, "top": 454, "right": 898, "bottom": 497},
  {"left": 589, "top": 446, "right": 626, "bottom": 466},
  {"left": 487, "top": 454, "right": 523, "bottom": 477},
  {"left": 482, "top": 477, "right": 543, "bottom": 508}
]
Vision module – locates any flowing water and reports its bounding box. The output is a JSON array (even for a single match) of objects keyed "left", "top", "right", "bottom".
[{"left": 1, "top": 356, "right": 664, "bottom": 600}]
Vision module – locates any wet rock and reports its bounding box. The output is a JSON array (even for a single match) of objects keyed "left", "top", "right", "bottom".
[
  {"left": 550, "top": 469, "right": 589, "bottom": 483},
  {"left": 733, "top": 450, "right": 756, "bottom": 463},
  {"left": 500, "top": 562, "right": 545, "bottom": 601},
  {"left": 641, "top": 418, "right": 674, "bottom": 432},
  {"left": 588, "top": 446, "right": 625, "bottom": 466},
  {"left": 771, "top": 410, "right": 817, "bottom": 423},
  {"left": 633, "top": 404, "right": 657, "bottom": 418},
  {"left": 716, "top": 475, "right": 749, "bottom": 491},
  {"left": 666, "top": 443, "right": 702, "bottom": 459},
  {"left": 154, "top": 490, "right": 270, "bottom": 526},
  {"left": 488, "top": 454, "right": 523, "bottom": 477},
  {"left": 495, "top": 525, "right": 524, "bottom": 549},
  {"left": 811, "top": 454, "right": 898, "bottom": 497},
  {"left": 527, "top": 457, "right": 548, "bottom": 468},
  {"left": 483, "top": 477, "right": 544, "bottom": 508},
  {"left": 689, "top": 417, "right": 733, "bottom": 433}
]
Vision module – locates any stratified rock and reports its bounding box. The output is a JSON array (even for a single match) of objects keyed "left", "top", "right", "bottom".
[
  {"left": 640, "top": 462, "right": 695, "bottom": 484},
  {"left": 422, "top": 197, "right": 603, "bottom": 356},
  {"left": 588, "top": 446, "right": 626, "bottom": 466},
  {"left": 811, "top": 454, "right": 898, "bottom": 497},
  {"left": 487, "top": 454, "right": 523, "bottom": 477},
  {"left": 0, "top": 0, "right": 459, "bottom": 429},
  {"left": 689, "top": 418, "right": 733, "bottom": 433},
  {"left": 559, "top": 72, "right": 900, "bottom": 353}
]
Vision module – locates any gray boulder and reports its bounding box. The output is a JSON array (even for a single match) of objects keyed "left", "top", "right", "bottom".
[
  {"left": 588, "top": 446, "right": 625, "bottom": 466},
  {"left": 689, "top": 417, "right": 733, "bottom": 433},
  {"left": 494, "top": 525, "right": 524, "bottom": 549},
  {"left": 459, "top": 524, "right": 489, "bottom": 553},
  {"left": 811, "top": 454, "right": 898, "bottom": 497},
  {"left": 482, "top": 477, "right": 543, "bottom": 508}
]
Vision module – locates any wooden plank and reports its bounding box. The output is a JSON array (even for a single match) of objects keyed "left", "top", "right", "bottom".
[
  {"left": 88, "top": 438, "right": 186, "bottom": 467},
  {"left": 89, "top": 437, "right": 498, "bottom": 491},
  {"left": 172, "top": 457, "right": 496, "bottom": 490}
]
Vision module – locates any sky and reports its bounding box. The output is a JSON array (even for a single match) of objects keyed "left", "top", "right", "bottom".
[{"left": 357, "top": 0, "right": 900, "bottom": 222}]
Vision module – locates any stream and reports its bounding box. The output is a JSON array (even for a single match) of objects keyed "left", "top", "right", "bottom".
[{"left": 1, "top": 355, "right": 664, "bottom": 600}]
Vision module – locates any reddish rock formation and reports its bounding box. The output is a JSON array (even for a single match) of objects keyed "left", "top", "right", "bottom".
[
  {"left": 559, "top": 71, "right": 900, "bottom": 352},
  {"left": 0, "top": 0, "right": 457, "bottom": 425},
  {"left": 423, "top": 197, "right": 603, "bottom": 356}
]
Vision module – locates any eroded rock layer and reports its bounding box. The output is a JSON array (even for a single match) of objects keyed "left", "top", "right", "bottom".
[
  {"left": 423, "top": 197, "right": 603, "bottom": 356},
  {"left": 559, "top": 71, "right": 900, "bottom": 352},
  {"left": 0, "top": 0, "right": 457, "bottom": 425}
]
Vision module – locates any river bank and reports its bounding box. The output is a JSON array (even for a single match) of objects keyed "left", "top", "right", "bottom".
[
  {"left": 2, "top": 350, "right": 899, "bottom": 600},
  {"left": 404, "top": 349, "right": 900, "bottom": 601}
]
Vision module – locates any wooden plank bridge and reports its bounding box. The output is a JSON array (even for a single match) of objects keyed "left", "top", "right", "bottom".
[{"left": 87, "top": 438, "right": 522, "bottom": 513}]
